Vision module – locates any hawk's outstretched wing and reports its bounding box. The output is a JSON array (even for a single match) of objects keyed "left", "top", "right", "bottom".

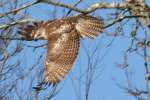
[
  {"left": 44, "top": 20, "right": 80, "bottom": 84},
  {"left": 19, "top": 14, "right": 103, "bottom": 86},
  {"left": 75, "top": 14, "right": 103, "bottom": 38}
]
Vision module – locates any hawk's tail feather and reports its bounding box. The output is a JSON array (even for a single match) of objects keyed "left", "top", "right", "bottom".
[{"left": 76, "top": 14, "right": 104, "bottom": 39}]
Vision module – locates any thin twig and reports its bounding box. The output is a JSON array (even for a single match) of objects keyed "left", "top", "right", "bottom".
[
  {"left": 0, "top": 0, "right": 38, "bottom": 18},
  {"left": 104, "top": 15, "right": 146, "bottom": 28},
  {"left": 0, "top": 19, "right": 34, "bottom": 29}
]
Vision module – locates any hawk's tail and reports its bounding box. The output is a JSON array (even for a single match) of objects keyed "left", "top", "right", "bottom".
[{"left": 75, "top": 14, "right": 104, "bottom": 39}]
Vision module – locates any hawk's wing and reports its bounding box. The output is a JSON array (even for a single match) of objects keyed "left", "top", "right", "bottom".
[
  {"left": 44, "top": 20, "right": 80, "bottom": 84},
  {"left": 44, "top": 15, "right": 103, "bottom": 84},
  {"left": 75, "top": 14, "right": 103, "bottom": 39},
  {"left": 44, "top": 14, "right": 103, "bottom": 84}
]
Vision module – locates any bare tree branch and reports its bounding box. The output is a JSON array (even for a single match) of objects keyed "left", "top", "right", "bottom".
[
  {"left": 41, "top": 0, "right": 129, "bottom": 13},
  {"left": 0, "top": 0, "right": 38, "bottom": 18}
]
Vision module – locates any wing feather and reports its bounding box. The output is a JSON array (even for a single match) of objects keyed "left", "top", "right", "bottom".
[
  {"left": 44, "top": 20, "right": 79, "bottom": 84},
  {"left": 44, "top": 29, "right": 80, "bottom": 84},
  {"left": 75, "top": 14, "right": 103, "bottom": 39}
]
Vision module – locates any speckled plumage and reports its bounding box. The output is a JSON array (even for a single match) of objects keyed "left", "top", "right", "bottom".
[{"left": 20, "top": 14, "right": 103, "bottom": 85}]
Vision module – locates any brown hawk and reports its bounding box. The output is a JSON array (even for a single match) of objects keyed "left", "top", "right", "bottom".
[{"left": 20, "top": 14, "right": 103, "bottom": 86}]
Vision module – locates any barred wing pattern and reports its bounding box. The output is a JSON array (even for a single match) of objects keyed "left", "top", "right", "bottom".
[
  {"left": 45, "top": 29, "right": 80, "bottom": 84},
  {"left": 20, "top": 14, "right": 103, "bottom": 85}
]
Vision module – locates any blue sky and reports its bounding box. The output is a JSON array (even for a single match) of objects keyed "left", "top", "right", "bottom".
[{"left": 4, "top": 0, "right": 150, "bottom": 100}]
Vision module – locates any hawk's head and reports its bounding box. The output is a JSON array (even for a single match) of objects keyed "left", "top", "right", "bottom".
[
  {"left": 33, "top": 28, "right": 47, "bottom": 40},
  {"left": 19, "top": 22, "right": 48, "bottom": 40}
]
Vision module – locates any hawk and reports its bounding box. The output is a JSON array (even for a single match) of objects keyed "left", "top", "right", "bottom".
[{"left": 20, "top": 14, "right": 103, "bottom": 87}]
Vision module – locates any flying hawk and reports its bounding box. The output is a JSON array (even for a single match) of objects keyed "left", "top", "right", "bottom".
[{"left": 19, "top": 14, "right": 103, "bottom": 88}]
